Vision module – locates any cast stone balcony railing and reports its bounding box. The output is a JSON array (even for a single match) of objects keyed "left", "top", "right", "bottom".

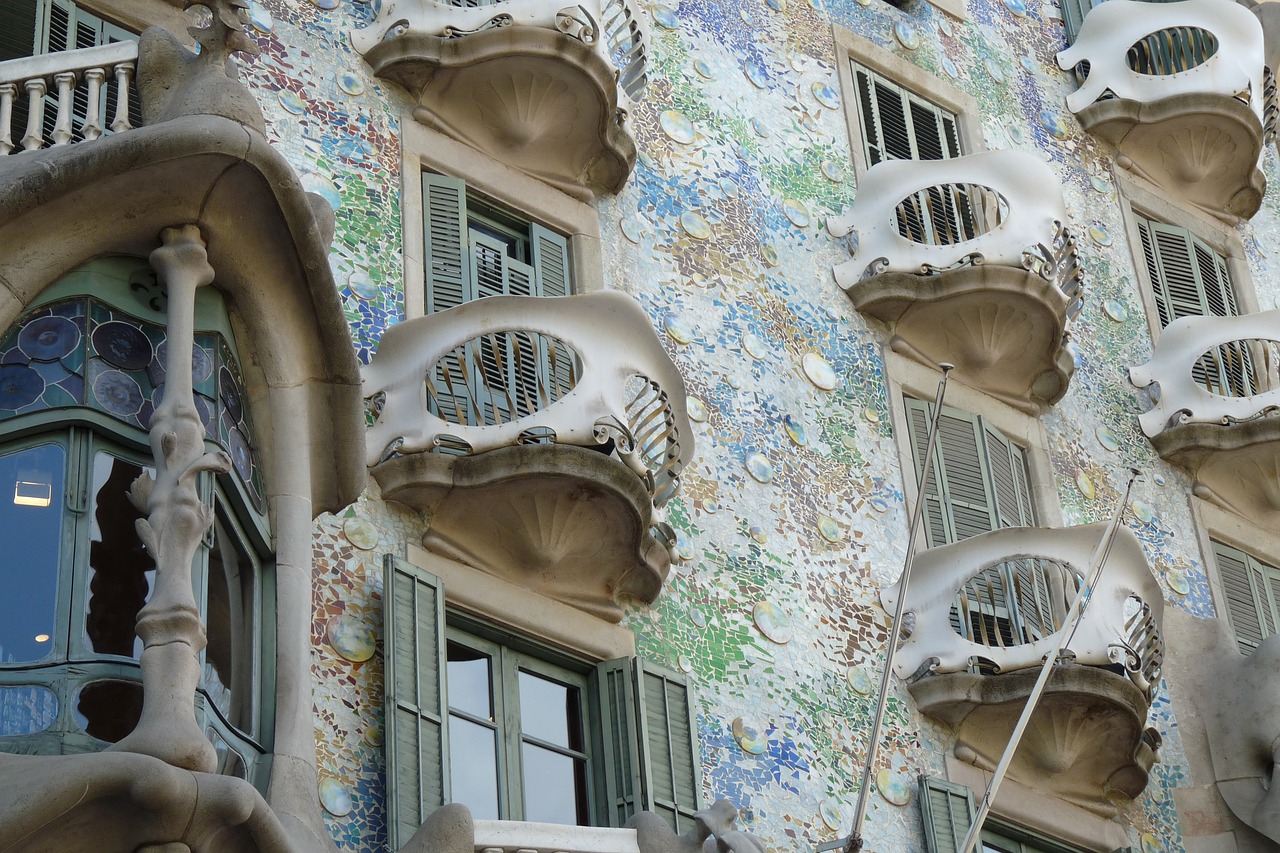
[
  {"left": 362, "top": 292, "right": 692, "bottom": 621},
  {"left": 828, "top": 149, "right": 1083, "bottom": 413},
  {"left": 1131, "top": 310, "right": 1280, "bottom": 525},
  {"left": 351, "top": 0, "right": 649, "bottom": 197},
  {"left": 881, "top": 523, "right": 1164, "bottom": 812},
  {"left": 1057, "top": 0, "right": 1270, "bottom": 221},
  {"left": 0, "top": 41, "right": 138, "bottom": 155}
]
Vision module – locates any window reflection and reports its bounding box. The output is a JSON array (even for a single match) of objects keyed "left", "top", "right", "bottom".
[
  {"left": 0, "top": 443, "right": 64, "bottom": 664},
  {"left": 74, "top": 679, "right": 143, "bottom": 743},
  {"left": 85, "top": 452, "right": 154, "bottom": 658},
  {"left": 202, "top": 513, "right": 254, "bottom": 733}
]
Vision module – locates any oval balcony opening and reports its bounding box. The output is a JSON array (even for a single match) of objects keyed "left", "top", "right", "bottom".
[
  {"left": 1192, "top": 338, "right": 1280, "bottom": 399},
  {"left": 949, "top": 557, "right": 1082, "bottom": 651},
  {"left": 426, "top": 330, "right": 582, "bottom": 428},
  {"left": 891, "top": 183, "right": 1008, "bottom": 247},
  {"left": 1126, "top": 26, "right": 1218, "bottom": 76}
]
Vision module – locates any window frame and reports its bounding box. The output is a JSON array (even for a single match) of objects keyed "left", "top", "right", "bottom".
[
  {"left": 401, "top": 119, "right": 604, "bottom": 320},
  {"left": 834, "top": 28, "right": 985, "bottom": 184},
  {"left": 1192, "top": 498, "right": 1280, "bottom": 655}
]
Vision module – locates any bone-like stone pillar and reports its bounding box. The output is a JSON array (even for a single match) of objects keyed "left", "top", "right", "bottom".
[{"left": 108, "top": 225, "right": 231, "bottom": 772}]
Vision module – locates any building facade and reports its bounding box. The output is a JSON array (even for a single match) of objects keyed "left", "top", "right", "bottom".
[{"left": 0, "top": 0, "right": 1278, "bottom": 850}]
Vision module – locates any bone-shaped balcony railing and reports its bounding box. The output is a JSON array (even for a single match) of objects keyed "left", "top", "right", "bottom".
[
  {"left": 881, "top": 524, "right": 1165, "bottom": 702},
  {"left": 1056, "top": 0, "right": 1265, "bottom": 121},
  {"left": 362, "top": 292, "right": 691, "bottom": 513},
  {"left": 827, "top": 150, "right": 1083, "bottom": 314},
  {"left": 351, "top": 0, "right": 650, "bottom": 102},
  {"left": 1130, "top": 310, "right": 1280, "bottom": 436},
  {"left": 0, "top": 41, "right": 138, "bottom": 156}
]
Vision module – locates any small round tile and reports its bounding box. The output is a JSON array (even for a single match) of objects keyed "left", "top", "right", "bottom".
[
  {"left": 694, "top": 58, "right": 716, "bottom": 79},
  {"left": 1131, "top": 500, "right": 1156, "bottom": 525},
  {"left": 1166, "top": 568, "right": 1190, "bottom": 595},
  {"left": 1007, "top": 124, "right": 1026, "bottom": 145},
  {"left": 687, "top": 396, "right": 708, "bottom": 422},
  {"left": 363, "top": 725, "right": 383, "bottom": 748},
  {"left": 1004, "top": 0, "right": 1027, "bottom": 14},
  {"left": 1095, "top": 426, "right": 1121, "bottom": 452},
  {"left": 1103, "top": 299, "right": 1128, "bottom": 322},
  {"left": 1153, "top": 473, "right": 1166, "bottom": 486},
  {"left": 1141, "top": 833, "right": 1160, "bottom": 853},
  {"left": 817, "top": 515, "right": 842, "bottom": 542},
  {"left": 812, "top": 81, "right": 841, "bottom": 109},
  {"left": 783, "top": 414, "right": 809, "bottom": 446},
  {"left": 691, "top": 609, "right": 707, "bottom": 628},
  {"left": 1076, "top": 470, "right": 1095, "bottom": 500},
  {"left": 301, "top": 173, "right": 341, "bottom": 210},
  {"left": 310, "top": 0, "right": 338, "bottom": 9},
  {"left": 337, "top": 72, "right": 365, "bottom": 96},
  {"left": 277, "top": 90, "right": 305, "bottom": 115},
  {"left": 318, "top": 778, "right": 352, "bottom": 816},
  {"left": 328, "top": 616, "right": 376, "bottom": 662},
  {"left": 870, "top": 496, "right": 890, "bottom": 513},
  {"left": 678, "top": 654, "right": 694, "bottom": 673},
  {"left": 750, "top": 525, "right": 768, "bottom": 544},
  {"left": 941, "top": 55, "right": 959, "bottom": 78},
  {"left": 876, "top": 769, "right": 911, "bottom": 806},
  {"left": 1020, "top": 54, "right": 1038, "bottom": 74},
  {"left": 743, "top": 332, "right": 768, "bottom": 360},
  {"left": 653, "top": 7, "right": 680, "bottom": 28},
  {"left": 766, "top": 0, "right": 786, "bottom": 10},
  {"left": 848, "top": 667, "right": 874, "bottom": 695},
  {"left": 802, "top": 352, "right": 838, "bottom": 390},
  {"left": 621, "top": 217, "right": 645, "bottom": 244},
  {"left": 751, "top": 117, "right": 770, "bottom": 138},
  {"left": 247, "top": 1, "right": 273, "bottom": 32},
  {"left": 664, "top": 314, "right": 695, "bottom": 344},
  {"left": 703, "top": 499, "right": 719, "bottom": 514},
  {"left": 754, "top": 601, "right": 793, "bottom": 643},
  {"left": 783, "top": 199, "right": 811, "bottom": 228},
  {"left": 894, "top": 21, "right": 919, "bottom": 50},
  {"left": 821, "top": 160, "right": 845, "bottom": 182},
  {"left": 740, "top": 8, "right": 756, "bottom": 23},
  {"left": 732, "top": 716, "right": 768, "bottom": 755},
  {"left": 820, "top": 797, "right": 847, "bottom": 831},
  {"left": 679, "top": 211, "right": 712, "bottom": 240},
  {"left": 660, "top": 110, "right": 696, "bottom": 144},
  {"left": 863, "top": 407, "right": 881, "bottom": 425},
  {"left": 762, "top": 244, "right": 779, "bottom": 266},
  {"left": 1090, "top": 174, "right": 1113, "bottom": 193},
  {"left": 745, "top": 451, "right": 775, "bottom": 484},
  {"left": 743, "top": 59, "right": 769, "bottom": 88},
  {"left": 984, "top": 57, "right": 1006, "bottom": 83},
  {"left": 347, "top": 270, "right": 378, "bottom": 301},
  {"left": 937, "top": 15, "right": 954, "bottom": 35},
  {"left": 1040, "top": 109, "right": 1068, "bottom": 140},
  {"left": 673, "top": 530, "right": 693, "bottom": 563},
  {"left": 344, "top": 516, "right": 379, "bottom": 549},
  {"left": 1089, "top": 223, "right": 1112, "bottom": 246}
]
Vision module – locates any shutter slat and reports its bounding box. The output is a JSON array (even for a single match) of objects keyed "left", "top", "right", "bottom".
[
  {"left": 919, "top": 776, "right": 975, "bottom": 853},
  {"left": 1214, "top": 542, "right": 1267, "bottom": 653},
  {"left": 423, "top": 173, "right": 472, "bottom": 314},
  {"left": 530, "top": 224, "right": 571, "bottom": 299}
]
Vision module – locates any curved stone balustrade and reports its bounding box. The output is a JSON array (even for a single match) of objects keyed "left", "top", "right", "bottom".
[
  {"left": 1057, "top": 0, "right": 1267, "bottom": 221},
  {"left": 828, "top": 150, "right": 1083, "bottom": 412},
  {"left": 1131, "top": 310, "right": 1280, "bottom": 524},
  {"left": 362, "top": 292, "right": 692, "bottom": 621},
  {"left": 352, "top": 0, "right": 649, "bottom": 196},
  {"left": 880, "top": 523, "right": 1164, "bottom": 812}
]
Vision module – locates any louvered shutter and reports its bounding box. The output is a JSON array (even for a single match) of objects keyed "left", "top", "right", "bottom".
[
  {"left": 920, "top": 776, "right": 975, "bottom": 853},
  {"left": 1214, "top": 542, "right": 1272, "bottom": 654},
  {"left": 423, "top": 173, "right": 473, "bottom": 313},
  {"left": 530, "top": 224, "right": 574, "bottom": 403},
  {"left": 636, "top": 661, "right": 701, "bottom": 834},
  {"left": 0, "top": 0, "right": 39, "bottom": 61},
  {"left": 597, "top": 658, "right": 642, "bottom": 827},
  {"left": 905, "top": 397, "right": 953, "bottom": 548},
  {"left": 384, "top": 555, "right": 449, "bottom": 849},
  {"left": 852, "top": 64, "right": 962, "bottom": 167},
  {"left": 1060, "top": 0, "right": 1094, "bottom": 44}
]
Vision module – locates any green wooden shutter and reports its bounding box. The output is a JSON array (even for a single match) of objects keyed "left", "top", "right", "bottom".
[
  {"left": 597, "top": 659, "right": 701, "bottom": 833},
  {"left": 920, "top": 776, "right": 975, "bottom": 853},
  {"left": 422, "top": 173, "right": 473, "bottom": 314},
  {"left": 1213, "top": 542, "right": 1280, "bottom": 654},
  {"left": 851, "top": 64, "right": 961, "bottom": 167},
  {"left": 905, "top": 397, "right": 953, "bottom": 548},
  {"left": 530, "top": 224, "right": 571, "bottom": 298},
  {"left": 384, "top": 555, "right": 449, "bottom": 849}
]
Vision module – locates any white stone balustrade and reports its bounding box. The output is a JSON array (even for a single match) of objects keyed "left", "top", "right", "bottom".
[
  {"left": 362, "top": 292, "right": 691, "bottom": 513},
  {"left": 828, "top": 150, "right": 1079, "bottom": 297},
  {"left": 882, "top": 523, "right": 1164, "bottom": 700},
  {"left": 351, "top": 0, "right": 649, "bottom": 102},
  {"left": 1056, "top": 0, "right": 1264, "bottom": 120},
  {"left": 1130, "top": 310, "right": 1280, "bottom": 435},
  {"left": 472, "top": 821, "right": 641, "bottom": 853},
  {"left": 0, "top": 41, "right": 138, "bottom": 156}
]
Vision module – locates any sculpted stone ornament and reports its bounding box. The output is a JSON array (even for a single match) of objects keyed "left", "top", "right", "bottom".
[{"left": 629, "top": 800, "right": 768, "bottom": 853}]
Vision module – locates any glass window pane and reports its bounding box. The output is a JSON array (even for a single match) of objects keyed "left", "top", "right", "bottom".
[
  {"left": 74, "top": 679, "right": 143, "bottom": 743},
  {"left": 0, "top": 443, "right": 65, "bottom": 664},
  {"left": 448, "top": 714, "right": 499, "bottom": 820},
  {"left": 521, "top": 743, "right": 587, "bottom": 825},
  {"left": 518, "top": 669, "right": 581, "bottom": 750},
  {"left": 0, "top": 685, "right": 58, "bottom": 735},
  {"left": 447, "top": 642, "right": 492, "bottom": 720},
  {"left": 203, "top": 512, "right": 253, "bottom": 732},
  {"left": 85, "top": 452, "right": 154, "bottom": 658}
]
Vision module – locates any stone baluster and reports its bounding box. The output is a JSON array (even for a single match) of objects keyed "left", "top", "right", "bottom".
[
  {"left": 0, "top": 83, "right": 15, "bottom": 155},
  {"left": 81, "top": 67, "right": 106, "bottom": 141},
  {"left": 50, "top": 71, "right": 76, "bottom": 146},
  {"left": 107, "top": 225, "right": 230, "bottom": 773},
  {"left": 110, "top": 62, "right": 134, "bottom": 132},
  {"left": 21, "top": 78, "right": 46, "bottom": 151}
]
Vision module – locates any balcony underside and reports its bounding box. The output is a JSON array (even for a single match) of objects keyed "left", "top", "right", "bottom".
[
  {"left": 848, "top": 264, "right": 1074, "bottom": 412},
  {"left": 1151, "top": 417, "right": 1280, "bottom": 526},
  {"left": 373, "top": 444, "right": 668, "bottom": 622},
  {"left": 1077, "top": 93, "right": 1264, "bottom": 222},
  {"left": 364, "top": 27, "right": 635, "bottom": 198},
  {"left": 911, "top": 666, "right": 1157, "bottom": 815}
]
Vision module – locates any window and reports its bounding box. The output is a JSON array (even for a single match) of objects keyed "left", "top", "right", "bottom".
[
  {"left": 0, "top": 0, "right": 142, "bottom": 143},
  {"left": 1211, "top": 542, "right": 1280, "bottom": 654},
  {"left": 849, "top": 63, "right": 963, "bottom": 168},
  {"left": 920, "top": 777, "right": 1099, "bottom": 853},
  {"left": 0, "top": 257, "right": 269, "bottom": 786},
  {"left": 384, "top": 556, "right": 701, "bottom": 848}
]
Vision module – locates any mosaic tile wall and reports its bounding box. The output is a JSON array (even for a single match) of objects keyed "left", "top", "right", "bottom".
[{"left": 223, "top": 0, "right": 1280, "bottom": 849}]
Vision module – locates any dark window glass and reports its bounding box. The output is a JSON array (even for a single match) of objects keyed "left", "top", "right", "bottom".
[
  {"left": 0, "top": 443, "right": 65, "bottom": 664},
  {"left": 84, "top": 452, "right": 154, "bottom": 658},
  {"left": 74, "top": 679, "right": 143, "bottom": 743},
  {"left": 202, "top": 513, "right": 254, "bottom": 732}
]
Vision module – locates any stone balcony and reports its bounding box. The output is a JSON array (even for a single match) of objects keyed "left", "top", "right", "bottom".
[
  {"left": 1131, "top": 310, "right": 1280, "bottom": 527},
  {"left": 362, "top": 292, "right": 692, "bottom": 622},
  {"left": 1057, "top": 0, "right": 1270, "bottom": 222},
  {"left": 881, "top": 523, "right": 1164, "bottom": 814},
  {"left": 351, "top": 0, "right": 649, "bottom": 197},
  {"left": 828, "top": 149, "right": 1083, "bottom": 413}
]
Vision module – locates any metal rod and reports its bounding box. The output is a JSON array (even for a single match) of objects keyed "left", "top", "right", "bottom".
[
  {"left": 957, "top": 468, "right": 1141, "bottom": 853},
  {"left": 818, "top": 364, "right": 954, "bottom": 853}
]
